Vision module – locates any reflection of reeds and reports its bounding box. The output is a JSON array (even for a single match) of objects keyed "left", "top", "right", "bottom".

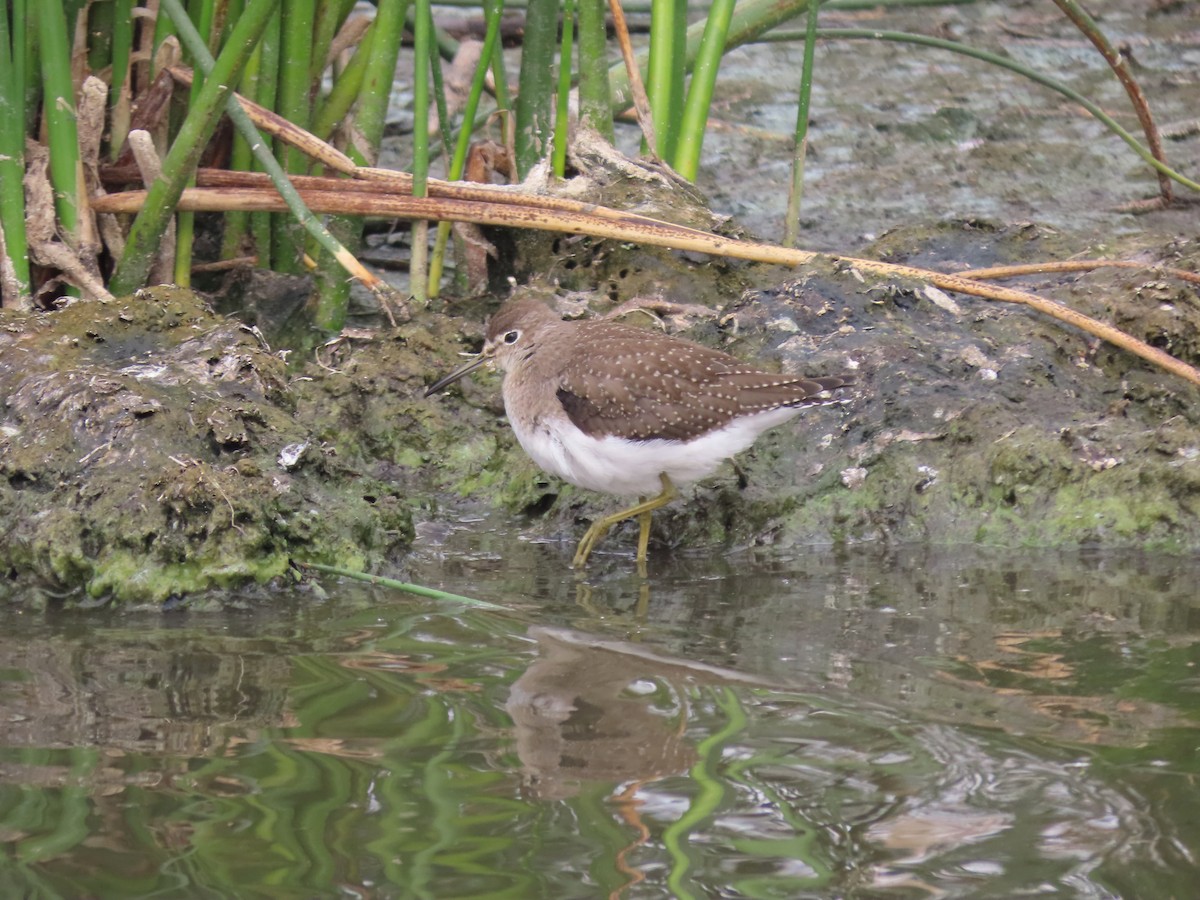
[{"left": 2, "top": 580, "right": 1195, "bottom": 894}]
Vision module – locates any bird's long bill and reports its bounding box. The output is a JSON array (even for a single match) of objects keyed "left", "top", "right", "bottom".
[{"left": 424, "top": 354, "right": 490, "bottom": 397}]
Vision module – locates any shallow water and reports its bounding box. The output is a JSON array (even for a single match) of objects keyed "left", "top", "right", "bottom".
[{"left": 2, "top": 528, "right": 1199, "bottom": 898}]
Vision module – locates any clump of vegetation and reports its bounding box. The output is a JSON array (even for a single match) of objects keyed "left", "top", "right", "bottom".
[{"left": 0, "top": 0, "right": 1194, "bottom": 337}]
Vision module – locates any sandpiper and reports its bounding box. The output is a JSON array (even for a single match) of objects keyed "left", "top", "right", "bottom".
[{"left": 426, "top": 297, "right": 855, "bottom": 567}]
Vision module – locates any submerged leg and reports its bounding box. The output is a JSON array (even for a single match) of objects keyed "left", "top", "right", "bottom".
[
  {"left": 635, "top": 509, "right": 653, "bottom": 561},
  {"left": 572, "top": 474, "right": 677, "bottom": 568},
  {"left": 635, "top": 508, "right": 654, "bottom": 579}
]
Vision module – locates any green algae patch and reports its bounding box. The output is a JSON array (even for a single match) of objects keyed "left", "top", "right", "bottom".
[{"left": 0, "top": 287, "right": 413, "bottom": 605}]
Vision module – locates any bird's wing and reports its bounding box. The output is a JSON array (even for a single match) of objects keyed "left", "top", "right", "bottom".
[{"left": 554, "top": 324, "right": 850, "bottom": 441}]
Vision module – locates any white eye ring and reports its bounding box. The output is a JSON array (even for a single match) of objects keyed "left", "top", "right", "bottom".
[{"left": 503, "top": 330, "right": 520, "bottom": 344}]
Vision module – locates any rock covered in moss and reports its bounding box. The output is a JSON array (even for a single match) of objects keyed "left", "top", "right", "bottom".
[{"left": 0, "top": 287, "right": 413, "bottom": 605}]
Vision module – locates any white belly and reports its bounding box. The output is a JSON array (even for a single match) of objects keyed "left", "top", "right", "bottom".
[{"left": 508, "top": 406, "right": 802, "bottom": 496}]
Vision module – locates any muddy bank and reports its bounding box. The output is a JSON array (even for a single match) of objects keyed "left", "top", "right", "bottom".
[
  {"left": 0, "top": 288, "right": 416, "bottom": 605},
  {"left": 2, "top": 227, "right": 1198, "bottom": 605},
  {"left": 420, "top": 223, "right": 1200, "bottom": 558}
]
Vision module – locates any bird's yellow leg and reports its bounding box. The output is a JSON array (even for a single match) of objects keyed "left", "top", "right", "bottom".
[
  {"left": 572, "top": 474, "right": 677, "bottom": 568},
  {"left": 634, "top": 508, "right": 654, "bottom": 578},
  {"left": 636, "top": 508, "right": 653, "bottom": 560}
]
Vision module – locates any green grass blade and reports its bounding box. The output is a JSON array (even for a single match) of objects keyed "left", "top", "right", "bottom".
[
  {"left": 411, "top": 0, "right": 432, "bottom": 304},
  {"left": 298, "top": 562, "right": 509, "bottom": 610},
  {"left": 311, "top": 20, "right": 374, "bottom": 142},
  {"left": 175, "top": 0, "right": 222, "bottom": 288},
  {"left": 309, "top": 0, "right": 349, "bottom": 85},
  {"left": 673, "top": 0, "right": 735, "bottom": 179},
  {"left": 428, "top": 0, "right": 506, "bottom": 297},
  {"left": 250, "top": 5, "right": 281, "bottom": 267},
  {"left": 353, "top": 0, "right": 409, "bottom": 162},
  {"left": 552, "top": 0, "right": 575, "bottom": 177},
  {"left": 609, "top": 0, "right": 813, "bottom": 116},
  {"left": 0, "top": 0, "right": 31, "bottom": 304},
  {"left": 447, "top": 0, "right": 506, "bottom": 183},
  {"left": 420, "top": 1, "right": 453, "bottom": 301},
  {"left": 312, "top": 0, "right": 408, "bottom": 328},
  {"left": 427, "top": 6, "right": 455, "bottom": 164},
  {"left": 151, "top": 0, "right": 177, "bottom": 74},
  {"left": 489, "top": 9, "right": 512, "bottom": 151},
  {"left": 271, "top": 0, "right": 316, "bottom": 272},
  {"left": 108, "top": 0, "right": 135, "bottom": 158},
  {"left": 277, "top": 0, "right": 317, "bottom": 163},
  {"left": 782, "top": 0, "right": 819, "bottom": 246},
  {"left": 646, "top": 0, "right": 687, "bottom": 158},
  {"left": 575, "top": 0, "right": 612, "bottom": 140},
  {"left": 222, "top": 3, "right": 260, "bottom": 259},
  {"left": 35, "top": 0, "right": 80, "bottom": 243},
  {"left": 514, "top": 0, "right": 559, "bottom": 175},
  {"left": 87, "top": 0, "right": 115, "bottom": 76},
  {"left": 9, "top": 0, "right": 27, "bottom": 120}
]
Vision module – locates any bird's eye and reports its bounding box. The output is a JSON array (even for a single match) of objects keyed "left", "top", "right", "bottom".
[{"left": 503, "top": 330, "right": 520, "bottom": 344}]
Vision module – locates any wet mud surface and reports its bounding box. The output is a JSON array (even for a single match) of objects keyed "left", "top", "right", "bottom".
[{"left": 697, "top": 0, "right": 1200, "bottom": 251}]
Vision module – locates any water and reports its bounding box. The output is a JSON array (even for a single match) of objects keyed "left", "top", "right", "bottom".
[{"left": 2, "top": 531, "right": 1199, "bottom": 898}]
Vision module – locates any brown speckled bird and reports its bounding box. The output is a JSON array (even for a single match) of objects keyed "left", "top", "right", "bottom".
[{"left": 426, "top": 297, "right": 855, "bottom": 568}]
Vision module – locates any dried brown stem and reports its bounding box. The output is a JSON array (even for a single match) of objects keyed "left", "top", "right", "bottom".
[
  {"left": 961, "top": 259, "right": 1200, "bottom": 286},
  {"left": 91, "top": 184, "right": 1200, "bottom": 388},
  {"left": 605, "top": 0, "right": 659, "bottom": 156}
]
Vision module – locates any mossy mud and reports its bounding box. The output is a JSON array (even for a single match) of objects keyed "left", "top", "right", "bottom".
[
  {"left": 4, "top": 214, "right": 1197, "bottom": 607},
  {"left": 455, "top": 223, "right": 1200, "bottom": 559},
  {"left": 0, "top": 287, "right": 421, "bottom": 605}
]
